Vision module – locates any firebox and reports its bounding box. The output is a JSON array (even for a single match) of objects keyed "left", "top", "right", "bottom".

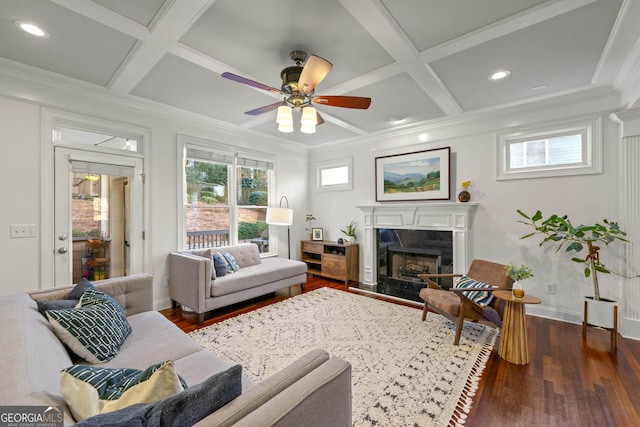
[{"left": 376, "top": 229, "right": 453, "bottom": 302}]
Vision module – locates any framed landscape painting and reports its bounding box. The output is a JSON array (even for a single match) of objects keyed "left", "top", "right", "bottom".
[{"left": 375, "top": 147, "right": 450, "bottom": 201}]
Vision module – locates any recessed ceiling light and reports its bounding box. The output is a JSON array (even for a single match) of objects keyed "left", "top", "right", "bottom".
[
  {"left": 390, "top": 117, "right": 406, "bottom": 124},
  {"left": 14, "top": 21, "right": 50, "bottom": 38},
  {"left": 418, "top": 133, "right": 429, "bottom": 142},
  {"left": 489, "top": 70, "right": 510, "bottom": 81}
]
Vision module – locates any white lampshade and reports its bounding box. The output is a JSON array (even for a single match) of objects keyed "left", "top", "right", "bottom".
[
  {"left": 278, "top": 122, "right": 294, "bottom": 133},
  {"left": 276, "top": 106, "right": 293, "bottom": 124},
  {"left": 301, "top": 107, "right": 317, "bottom": 125},
  {"left": 266, "top": 207, "right": 293, "bottom": 226},
  {"left": 300, "top": 107, "right": 317, "bottom": 134}
]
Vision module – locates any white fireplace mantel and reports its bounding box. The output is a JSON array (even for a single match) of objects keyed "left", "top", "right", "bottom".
[{"left": 356, "top": 203, "right": 478, "bottom": 286}]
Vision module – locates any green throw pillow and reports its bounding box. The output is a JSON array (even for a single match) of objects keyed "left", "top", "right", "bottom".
[
  {"left": 61, "top": 361, "right": 187, "bottom": 422},
  {"left": 46, "top": 290, "right": 131, "bottom": 363}
]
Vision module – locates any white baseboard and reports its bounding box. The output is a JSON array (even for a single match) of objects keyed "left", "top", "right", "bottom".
[
  {"left": 154, "top": 297, "right": 172, "bottom": 311},
  {"left": 526, "top": 305, "right": 640, "bottom": 341},
  {"left": 525, "top": 304, "right": 582, "bottom": 325},
  {"left": 621, "top": 318, "right": 640, "bottom": 340}
]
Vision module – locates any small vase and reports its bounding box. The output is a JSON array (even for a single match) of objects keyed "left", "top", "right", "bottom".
[
  {"left": 512, "top": 281, "right": 525, "bottom": 299},
  {"left": 458, "top": 190, "right": 471, "bottom": 202}
]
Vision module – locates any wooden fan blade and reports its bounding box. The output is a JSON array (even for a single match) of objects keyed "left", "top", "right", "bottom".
[
  {"left": 245, "top": 102, "right": 284, "bottom": 116},
  {"left": 221, "top": 72, "right": 283, "bottom": 95},
  {"left": 298, "top": 55, "right": 333, "bottom": 95},
  {"left": 316, "top": 111, "right": 325, "bottom": 125},
  {"left": 313, "top": 96, "right": 371, "bottom": 109}
]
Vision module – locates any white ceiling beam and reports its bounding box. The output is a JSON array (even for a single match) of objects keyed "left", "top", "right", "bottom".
[
  {"left": 49, "top": 0, "right": 150, "bottom": 40},
  {"left": 107, "top": 0, "right": 214, "bottom": 94}
]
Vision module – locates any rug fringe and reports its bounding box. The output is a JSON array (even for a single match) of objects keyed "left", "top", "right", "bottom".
[{"left": 448, "top": 327, "right": 498, "bottom": 427}]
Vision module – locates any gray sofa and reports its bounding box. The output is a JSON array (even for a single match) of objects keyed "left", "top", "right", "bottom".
[
  {"left": 169, "top": 243, "right": 307, "bottom": 324},
  {"left": 0, "top": 273, "right": 352, "bottom": 426}
]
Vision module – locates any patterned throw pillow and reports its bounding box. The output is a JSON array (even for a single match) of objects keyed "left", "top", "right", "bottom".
[
  {"left": 46, "top": 290, "right": 132, "bottom": 363},
  {"left": 454, "top": 275, "right": 496, "bottom": 306},
  {"left": 61, "top": 361, "right": 187, "bottom": 422},
  {"left": 221, "top": 252, "right": 240, "bottom": 273}
]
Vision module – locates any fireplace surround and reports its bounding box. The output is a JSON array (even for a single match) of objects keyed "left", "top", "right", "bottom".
[{"left": 357, "top": 203, "right": 477, "bottom": 302}]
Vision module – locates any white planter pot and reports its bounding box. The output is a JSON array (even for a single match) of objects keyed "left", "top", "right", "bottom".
[{"left": 582, "top": 296, "right": 618, "bottom": 329}]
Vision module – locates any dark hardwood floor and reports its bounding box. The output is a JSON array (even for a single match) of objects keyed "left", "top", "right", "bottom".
[{"left": 160, "top": 277, "right": 640, "bottom": 427}]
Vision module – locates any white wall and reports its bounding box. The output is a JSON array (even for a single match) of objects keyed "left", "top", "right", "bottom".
[
  {"left": 309, "top": 95, "right": 633, "bottom": 332},
  {"left": 0, "top": 78, "right": 309, "bottom": 309}
]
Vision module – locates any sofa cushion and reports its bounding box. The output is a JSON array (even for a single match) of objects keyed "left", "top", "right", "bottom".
[
  {"left": 211, "top": 258, "right": 307, "bottom": 297},
  {"left": 454, "top": 275, "right": 496, "bottom": 306},
  {"left": 36, "top": 277, "right": 96, "bottom": 315},
  {"left": 190, "top": 248, "right": 217, "bottom": 279},
  {"left": 61, "top": 360, "right": 187, "bottom": 422},
  {"left": 46, "top": 290, "right": 132, "bottom": 363},
  {"left": 74, "top": 365, "right": 242, "bottom": 427}
]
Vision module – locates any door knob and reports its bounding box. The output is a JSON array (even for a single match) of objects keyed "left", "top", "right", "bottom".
[
  {"left": 58, "top": 247, "right": 68, "bottom": 254},
  {"left": 58, "top": 234, "right": 68, "bottom": 241}
]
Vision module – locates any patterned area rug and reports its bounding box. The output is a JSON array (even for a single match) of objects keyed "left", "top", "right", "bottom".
[{"left": 189, "top": 288, "right": 497, "bottom": 426}]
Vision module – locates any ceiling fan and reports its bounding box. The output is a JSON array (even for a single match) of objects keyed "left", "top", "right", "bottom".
[{"left": 221, "top": 50, "right": 371, "bottom": 133}]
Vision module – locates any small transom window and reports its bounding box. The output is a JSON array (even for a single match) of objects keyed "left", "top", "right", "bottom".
[{"left": 497, "top": 117, "right": 602, "bottom": 180}]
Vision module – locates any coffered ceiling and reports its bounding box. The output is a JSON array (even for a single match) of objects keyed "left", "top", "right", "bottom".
[{"left": 0, "top": 0, "right": 637, "bottom": 147}]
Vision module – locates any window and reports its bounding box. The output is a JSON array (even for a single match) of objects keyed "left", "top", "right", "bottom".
[
  {"left": 316, "top": 157, "right": 353, "bottom": 191},
  {"left": 496, "top": 116, "right": 602, "bottom": 180},
  {"left": 181, "top": 138, "right": 274, "bottom": 254}
]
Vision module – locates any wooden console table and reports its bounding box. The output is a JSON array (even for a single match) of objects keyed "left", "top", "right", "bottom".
[
  {"left": 301, "top": 240, "right": 359, "bottom": 287},
  {"left": 493, "top": 290, "right": 541, "bottom": 365}
]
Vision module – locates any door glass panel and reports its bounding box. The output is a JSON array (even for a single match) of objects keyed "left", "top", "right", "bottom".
[{"left": 71, "top": 172, "right": 130, "bottom": 282}]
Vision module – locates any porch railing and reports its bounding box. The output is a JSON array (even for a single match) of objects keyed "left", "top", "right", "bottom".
[{"left": 186, "top": 229, "right": 230, "bottom": 249}]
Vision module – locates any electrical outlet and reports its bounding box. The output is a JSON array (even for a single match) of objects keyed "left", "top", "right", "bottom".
[
  {"left": 545, "top": 283, "right": 556, "bottom": 294},
  {"left": 10, "top": 224, "right": 37, "bottom": 238}
]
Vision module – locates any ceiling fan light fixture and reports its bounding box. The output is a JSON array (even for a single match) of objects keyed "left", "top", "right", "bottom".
[
  {"left": 300, "top": 107, "right": 317, "bottom": 134},
  {"left": 278, "top": 122, "right": 294, "bottom": 133},
  {"left": 276, "top": 106, "right": 293, "bottom": 124}
]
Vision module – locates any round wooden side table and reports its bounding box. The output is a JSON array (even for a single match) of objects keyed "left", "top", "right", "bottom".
[{"left": 493, "top": 290, "right": 541, "bottom": 365}]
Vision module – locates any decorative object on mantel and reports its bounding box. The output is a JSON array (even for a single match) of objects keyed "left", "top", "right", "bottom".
[
  {"left": 340, "top": 220, "right": 357, "bottom": 243},
  {"left": 505, "top": 261, "right": 534, "bottom": 299},
  {"left": 458, "top": 180, "right": 472, "bottom": 202},
  {"left": 375, "top": 147, "right": 451, "bottom": 202},
  {"left": 517, "top": 209, "right": 633, "bottom": 349}
]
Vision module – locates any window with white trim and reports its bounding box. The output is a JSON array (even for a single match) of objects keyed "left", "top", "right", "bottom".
[
  {"left": 181, "top": 138, "right": 275, "bottom": 254},
  {"left": 496, "top": 117, "right": 602, "bottom": 180},
  {"left": 316, "top": 157, "right": 353, "bottom": 191}
]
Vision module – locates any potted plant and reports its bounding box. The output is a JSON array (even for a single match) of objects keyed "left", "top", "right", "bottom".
[
  {"left": 505, "top": 261, "right": 534, "bottom": 299},
  {"left": 517, "top": 209, "right": 628, "bottom": 329},
  {"left": 305, "top": 214, "right": 316, "bottom": 240},
  {"left": 340, "top": 220, "right": 357, "bottom": 243}
]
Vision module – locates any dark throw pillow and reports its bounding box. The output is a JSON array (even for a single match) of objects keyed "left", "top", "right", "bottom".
[
  {"left": 75, "top": 365, "right": 242, "bottom": 427},
  {"left": 212, "top": 253, "right": 228, "bottom": 277},
  {"left": 36, "top": 278, "right": 97, "bottom": 316}
]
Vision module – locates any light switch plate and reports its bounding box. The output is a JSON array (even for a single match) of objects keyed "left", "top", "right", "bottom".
[{"left": 10, "top": 224, "right": 37, "bottom": 238}]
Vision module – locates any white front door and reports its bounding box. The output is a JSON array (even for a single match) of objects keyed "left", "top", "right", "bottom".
[{"left": 53, "top": 147, "right": 144, "bottom": 286}]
